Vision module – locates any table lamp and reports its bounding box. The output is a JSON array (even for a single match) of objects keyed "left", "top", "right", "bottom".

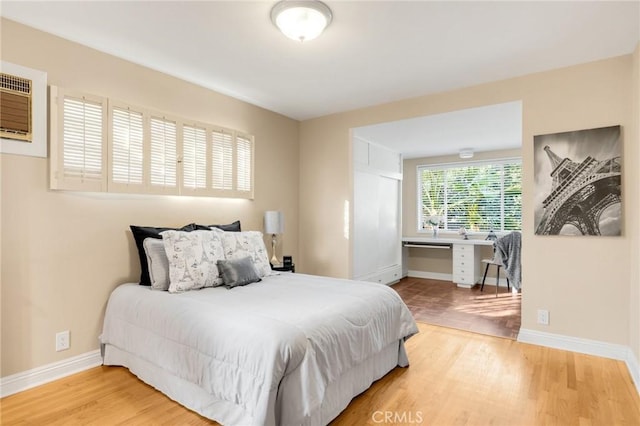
[{"left": 264, "top": 211, "right": 284, "bottom": 265}]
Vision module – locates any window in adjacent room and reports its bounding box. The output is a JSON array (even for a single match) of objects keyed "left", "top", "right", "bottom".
[{"left": 417, "top": 159, "right": 522, "bottom": 232}]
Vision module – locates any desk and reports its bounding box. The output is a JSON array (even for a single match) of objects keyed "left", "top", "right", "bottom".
[{"left": 402, "top": 237, "right": 494, "bottom": 288}]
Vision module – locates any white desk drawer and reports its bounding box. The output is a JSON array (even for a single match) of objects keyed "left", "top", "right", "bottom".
[
  {"left": 453, "top": 252, "right": 471, "bottom": 263},
  {"left": 455, "top": 258, "right": 472, "bottom": 268},
  {"left": 453, "top": 244, "right": 473, "bottom": 254},
  {"left": 453, "top": 244, "right": 472, "bottom": 261},
  {"left": 453, "top": 266, "right": 473, "bottom": 277},
  {"left": 453, "top": 273, "right": 474, "bottom": 285}
]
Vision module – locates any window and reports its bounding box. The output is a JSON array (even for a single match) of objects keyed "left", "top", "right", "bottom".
[
  {"left": 182, "top": 124, "right": 208, "bottom": 192},
  {"left": 149, "top": 115, "right": 178, "bottom": 193},
  {"left": 212, "top": 129, "right": 233, "bottom": 191},
  {"left": 110, "top": 104, "right": 144, "bottom": 191},
  {"left": 236, "top": 134, "right": 253, "bottom": 193},
  {"left": 180, "top": 126, "right": 254, "bottom": 197},
  {"left": 50, "top": 87, "right": 107, "bottom": 191},
  {"left": 417, "top": 159, "right": 521, "bottom": 232},
  {"left": 50, "top": 86, "right": 254, "bottom": 199}
]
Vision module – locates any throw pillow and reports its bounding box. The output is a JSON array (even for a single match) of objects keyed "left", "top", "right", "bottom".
[
  {"left": 143, "top": 238, "right": 170, "bottom": 291},
  {"left": 130, "top": 224, "right": 196, "bottom": 286},
  {"left": 217, "top": 257, "right": 262, "bottom": 288},
  {"left": 220, "top": 231, "right": 272, "bottom": 277},
  {"left": 162, "top": 229, "right": 226, "bottom": 293},
  {"left": 193, "top": 220, "right": 242, "bottom": 232}
]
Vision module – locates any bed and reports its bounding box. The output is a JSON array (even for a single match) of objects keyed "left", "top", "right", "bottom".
[{"left": 100, "top": 272, "right": 418, "bottom": 425}]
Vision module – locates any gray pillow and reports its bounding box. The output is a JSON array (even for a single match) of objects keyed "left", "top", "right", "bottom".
[
  {"left": 217, "top": 257, "right": 262, "bottom": 289},
  {"left": 143, "top": 238, "right": 170, "bottom": 290}
]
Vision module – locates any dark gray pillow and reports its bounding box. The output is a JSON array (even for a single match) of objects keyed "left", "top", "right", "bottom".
[
  {"left": 193, "top": 221, "right": 241, "bottom": 232},
  {"left": 217, "top": 257, "right": 262, "bottom": 289}
]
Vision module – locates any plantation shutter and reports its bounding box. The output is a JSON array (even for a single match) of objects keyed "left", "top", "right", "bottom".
[
  {"left": 50, "top": 87, "right": 107, "bottom": 191},
  {"left": 109, "top": 104, "right": 144, "bottom": 191},
  {"left": 150, "top": 116, "right": 178, "bottom": 193},
  {"left": 211, "top": 129, "right": 233, "bottom": 191},
  {"left": 182, "top": 124, "right": 207, "bottom": 191},
  {"left": 50, "top": 86, "right": 255, "bottom": 200},
  {"left": 236, "top": 134, "right": 253, "bottom": 195}
]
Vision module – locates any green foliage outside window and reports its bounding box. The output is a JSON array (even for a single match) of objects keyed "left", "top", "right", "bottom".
[{"left": 419, "top": 161, "right": 522, "bottom": 232}]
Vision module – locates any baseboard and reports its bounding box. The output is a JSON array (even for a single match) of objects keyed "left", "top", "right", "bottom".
[
  {"left": 407, "top": 270, "right": 510, "bottom": 287},
  {"left": 625, "top": 348, "right": 640, "bottom": 395},
  {"left": 518, "top": 328, "right": 639, "bottom": 395},
  {"left": 0, "top": 350, "right": 102, "bottom": 398},
  {"left": 407, "top": 270, "right": 452, "bottom": 281}
]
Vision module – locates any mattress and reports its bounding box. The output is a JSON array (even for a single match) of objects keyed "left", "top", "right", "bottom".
[{"left": 101, "top": 273, "right": 418, "bottom": 425}]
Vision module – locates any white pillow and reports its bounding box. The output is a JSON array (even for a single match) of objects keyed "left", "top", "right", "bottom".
[
  {"left": 143, "top": 238, "right": 170, "bottom": 291},
  {"left": 162, "top": 229, "right": 226, "bottom": 293},
  {"left": 220, "top": 231, "right": 273, "bottom": 278}
]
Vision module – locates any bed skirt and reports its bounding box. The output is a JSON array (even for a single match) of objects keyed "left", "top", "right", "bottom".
[{"left": 103, "top": 339, "right": 408, "bottom": 425}]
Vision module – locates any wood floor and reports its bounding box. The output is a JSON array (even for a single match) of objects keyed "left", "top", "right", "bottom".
[
  {"left": 2, "top": 323, "right": 638, "bottom": 425},
  {"left": 393, "top": 276, "right": 521, "bottom": 339}
]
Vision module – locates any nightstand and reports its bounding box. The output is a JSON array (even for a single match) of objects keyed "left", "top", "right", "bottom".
[{"left": 271, "top": 263, "right": 295, "bottom": 273}]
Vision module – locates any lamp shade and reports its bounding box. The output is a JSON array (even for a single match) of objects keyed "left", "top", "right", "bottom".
[{"left": 264, "top": 211, "right": 284, "bottom": 235}]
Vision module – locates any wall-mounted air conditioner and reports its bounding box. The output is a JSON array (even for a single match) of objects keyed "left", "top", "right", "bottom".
[{"left": 0, "top": 72, "right": 32, "bottom": 142}]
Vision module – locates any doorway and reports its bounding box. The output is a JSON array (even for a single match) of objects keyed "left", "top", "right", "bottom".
[{"left": 352, "top": 101, "right": 523, "bottom": 339}]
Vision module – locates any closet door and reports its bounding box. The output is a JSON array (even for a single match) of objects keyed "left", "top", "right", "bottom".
[
  {"left": 378, "top": 175, "right": 401, "bottom": 270},
  {"left": 353, "top": 171, "right": 379, "bottom": 279},
  {"left": 352, "top": 137, "right": 402, "bottom": 284}
]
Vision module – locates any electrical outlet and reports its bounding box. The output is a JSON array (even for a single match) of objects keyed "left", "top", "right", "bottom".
[
  {"left": 55, "top": 330, "right": 70, "bottom": 351},
  {"left": 537, "top": 309, "right": 549, "bottom": 325}
]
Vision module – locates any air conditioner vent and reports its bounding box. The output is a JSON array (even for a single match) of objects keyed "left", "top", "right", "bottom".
[
  {"left": 0, "top": 72, "right": 33, "bottom": 142},
  {"left": 0, "top": 73, "right": 31, "bottom": 94}
]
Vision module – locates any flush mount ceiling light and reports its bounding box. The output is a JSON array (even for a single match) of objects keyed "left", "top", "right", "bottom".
[
  {"left": 271, "top": 0, "right": 333, "bottom": 42},
  {"left": 459, "top": 148, "right": 474, "bottom": 159}
]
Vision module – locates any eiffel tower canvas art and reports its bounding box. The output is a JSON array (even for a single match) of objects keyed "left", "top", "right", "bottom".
[{"left": 534, "top": 125, "right": 622, "bottom": 236}]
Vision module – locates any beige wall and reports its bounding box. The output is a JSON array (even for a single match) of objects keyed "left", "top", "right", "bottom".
[
  {"left": 0, "top": 20, "right": 300, "bottom": 376},
  {"left": 300, "top": 54, "right": 636, "bottom": 348},
  {"left": 403, "top": 149, "right": 520, "bottom": 279},
  {"left": 630, "top": 44, "right": 640, "bottom": 368},
  {"left": 2, "top": 17, "right": 638, "bottom": 380}
]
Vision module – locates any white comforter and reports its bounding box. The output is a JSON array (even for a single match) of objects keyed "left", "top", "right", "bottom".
[{"left": 101, "top": 273, "right": 418, "bottom": 425}]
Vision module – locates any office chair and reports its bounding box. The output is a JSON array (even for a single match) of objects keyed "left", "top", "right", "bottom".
[
  {"left": 480, "top": 231, "right": 522, "bottom": 296},
  {"left": 480, "top": 252, "right": 510, "bottom": 296}
]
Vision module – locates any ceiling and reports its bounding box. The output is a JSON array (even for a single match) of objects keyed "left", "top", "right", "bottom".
[
  {"left": 353, "top": 101, "right": 522, "bottom": 159},
  {"left": 2, "top": 1, "right": 639, "bottom": 157}
]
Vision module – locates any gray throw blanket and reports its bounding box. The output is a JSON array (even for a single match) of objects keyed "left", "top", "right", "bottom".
[{"left": 494, "top": 231, "right": 522, "bottom": 290}]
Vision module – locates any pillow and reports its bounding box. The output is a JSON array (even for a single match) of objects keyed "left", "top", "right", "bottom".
[
  {"left": 217, "top": 257, "right": 262, "bottom": 288},
  {"left": 143, "top": 238, "right": 170, "bottom": 291},
  {"left": 220, "top": 231, "right": 273, "bottom": 277},
  {"left": 193, "top": 220, "right": 241, "bottom": 232},
  {"left": 130, "top": 224, "right": 196, "bottom": 286},
  {"left": 162, "top": 229, "right": 226, "bottom": 293}
]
